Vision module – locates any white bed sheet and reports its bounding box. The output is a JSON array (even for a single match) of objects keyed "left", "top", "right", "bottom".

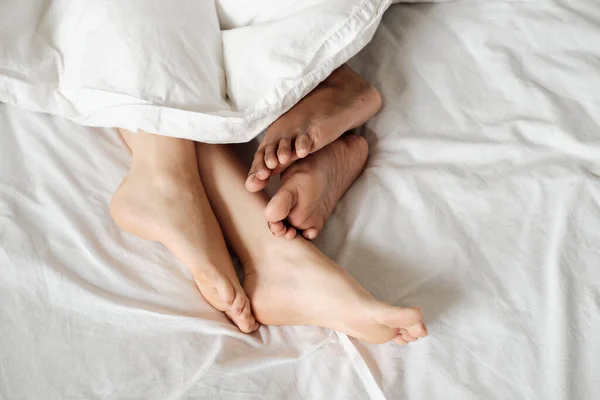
[{"left": 1, "top": 1, "right": 600, "bottom": 399}]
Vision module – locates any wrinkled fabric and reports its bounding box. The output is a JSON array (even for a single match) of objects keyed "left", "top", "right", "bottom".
[
  {"left": 1, "top": 0, "right": 599, "bottom": 399},
  {"left": 0, "top": 0, "right": 403, "bottom": 142}
]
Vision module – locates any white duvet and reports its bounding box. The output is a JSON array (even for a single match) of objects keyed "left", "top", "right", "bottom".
[{"left": 0, "top": 0, "right": 412, "bottom": 142}]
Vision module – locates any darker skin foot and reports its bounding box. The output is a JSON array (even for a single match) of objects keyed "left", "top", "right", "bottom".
[
  {"left": 245, "top": 64, "right": 381, "bottom": 193},
  {"left": 264, "top": 132, "right": 369, "bottom": 240}
]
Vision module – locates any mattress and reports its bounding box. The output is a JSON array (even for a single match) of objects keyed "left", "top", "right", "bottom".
[{"left": 1, "top": 1, "right": 599, "bottom": 399}]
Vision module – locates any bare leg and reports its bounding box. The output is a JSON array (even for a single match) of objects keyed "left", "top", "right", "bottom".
[
  {"left": 110, "top": 129, "right": 258, "bottom": 333},
  {"left": 197, "top": 143, "right": 427, "bottom": 344}
]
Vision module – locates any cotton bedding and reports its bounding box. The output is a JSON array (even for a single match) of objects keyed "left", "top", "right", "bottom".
[
  {"left": 0, "top": 0, "right": 403, "bottom": 143},
  {"left": 1, "top": 1, "right": 600, "bottom": 399}
]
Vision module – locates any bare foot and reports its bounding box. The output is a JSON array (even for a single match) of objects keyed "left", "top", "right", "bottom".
[
  {"left": 110, "top": 159, "right": 258, "bottom": 333},
  {"left": 264, "top": 133, "right": 368, "bottom": 240},
  {"left": 245, "top": 64, "right": 381, "bottom": 192},
  {"left": 244, "top": 239, "right": 428, "bottom": 344}
]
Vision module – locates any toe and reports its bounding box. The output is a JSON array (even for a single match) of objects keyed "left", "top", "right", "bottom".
[
  {"left": 242, "top": 304, "right": 251, "bottom": 319},
  {"left": 284, "top": 227, "right": 297, "bottom": 240},
  {"left": 195, "top": 275, "right": 256, "bottom": 333},
  {"left": 265, "top": 188, "right": 297, "bottom": 223},
  {"left": 302, "top": 228, "right": 319, "bottom": 240},
  {"left": 226, "top": 288, "right": 256, "bottom": 333},
  {"left": 246, "top": 149, "right": 271, "bottom": 192},
  {"left": 225, "top": 293, "right": 256, "bottom": 333},
  {"left": 268, "top": 221, "right": 287, "bottom": 237},
  {"left": 277, "top": 137, "right": 293, "bottom": 165},
  {"left": 407, "top": 322, "right": 428, "bottom": 338},
  {"left": 393, "top": 334, "right": 409, "bottom": 345},
  {"left": 400, "top": 329, "right": 418, "bottom": 343},
  {"left": 248, "top": 317, "right": 259, "bottom": 333},
  {"left": 294, "top": 133, "right": 313, "bottom": 158},
  {"left": 264, "top": 144, "right": 279, "bottom": 170},
  {"left": 245, "top": 174, "right": 269, "bottom": 193}
]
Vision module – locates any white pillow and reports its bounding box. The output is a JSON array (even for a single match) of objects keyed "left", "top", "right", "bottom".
[{"left": 0, "top": 0, "right": 424, "bottom": 143}]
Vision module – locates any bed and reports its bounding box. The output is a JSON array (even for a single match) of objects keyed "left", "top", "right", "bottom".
[{"left": 1, "top": 1, "right": 599, "bottom": 399}]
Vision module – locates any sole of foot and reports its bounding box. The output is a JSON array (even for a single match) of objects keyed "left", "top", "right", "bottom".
[
  {"left": 264, "top": 133, "right": 369, "bottom": 240},
  {"left": 246, "top": 64, "right": 381, "bottom": 192},
  {"left": 110, "top": 168, "right": 259, "bottom": 333},
  {"left": 243, "top": 239, "right": 427, "bottom": 344}
]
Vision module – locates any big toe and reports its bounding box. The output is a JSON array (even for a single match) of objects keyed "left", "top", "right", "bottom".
[
  {"left": 265, "top": 188, "right": 297, "bottom": 223},
  {"left": 302, "top": 228, "right": 320, "bottom": 240}
]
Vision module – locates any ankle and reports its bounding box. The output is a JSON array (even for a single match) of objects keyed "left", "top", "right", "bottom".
[
  {"left": 130, "top": 133, "right": 198, "bottom": 173},
  {"left": 237, "top": 235, "right": 279, "bottom": 267},
  {"left": 150, "top": 169, "right": 195, "bottom": 195}
]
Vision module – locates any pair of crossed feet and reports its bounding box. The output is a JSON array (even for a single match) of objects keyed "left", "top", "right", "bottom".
[{"left": 110, "top": 65, "right": 428, "bottom": 344}]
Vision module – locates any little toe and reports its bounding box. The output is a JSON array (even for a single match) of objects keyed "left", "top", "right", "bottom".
[
  {"left": 302, "top": 228, "right": 319, "bottom": 240},
  {"left": 264, "top": 144, "right": 279, "bottom": 170},
  {"left": 295, "top": 133, "right": 314, "bottom": 158},
  {"left": 277, "top": 137, "right": 293, "bottom": 165},
  {"left": 284, "top": 227, "right": 297, "bottom": 240},
  {"left": 265, "top": 188, "right": 297, "bottom": 223}
]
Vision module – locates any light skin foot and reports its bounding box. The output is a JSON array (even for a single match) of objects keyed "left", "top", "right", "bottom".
[
  {"left": 243, "top": 239, "right": 427, "bottom": 344},
  {"left": 265, "top": 132, "right": 369, "bottom": 240},
  {"left": 245, "top": 64, "right": 381, "bottom": 192},
  {"left": 197, "top": 143, "right": 427, "bottom": 344},
  {"left": 110, "top": 129, "right": 258, "bottom": 333}
]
